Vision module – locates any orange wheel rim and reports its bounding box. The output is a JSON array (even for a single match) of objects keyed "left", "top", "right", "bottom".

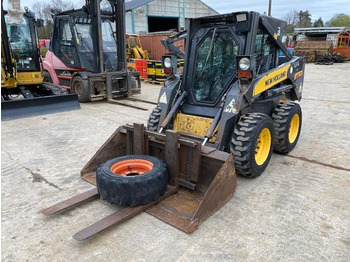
[{"left": 110, "top": 159, "right": 154, "bottom": 177}]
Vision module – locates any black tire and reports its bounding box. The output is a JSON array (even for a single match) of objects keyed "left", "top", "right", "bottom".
[
  {"left": 147, "top": 106, "right": 162, "bottom": 131},
  {"left": 96, "top": 155, "right": 168, "bottom": 206},
  {"left": 42, "top": 71, "right": 53, "bottom": 83},
  {"left": 71, "top": 76, "right": 90, "bottom": 103},
  {"left": 272, "top": 102, "right": 302, "bottom": 154},
  {"left": 231, "top": 113, "right": 274, "bottom": 178}
]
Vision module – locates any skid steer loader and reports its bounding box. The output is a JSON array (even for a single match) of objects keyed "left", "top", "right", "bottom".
[
  {"left": 149, "top": 11, "right": 304, "bottom": 178},
  {"left": 42, "top": 11, "right": 304, "bottom": 240}
]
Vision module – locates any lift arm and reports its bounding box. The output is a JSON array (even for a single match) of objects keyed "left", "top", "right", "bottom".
[
  {"left": 161, "top": 30, "right": 187, "bottom": 58},
  {"left": 260, "top": 16, "right": 292, "bottom": 60}
]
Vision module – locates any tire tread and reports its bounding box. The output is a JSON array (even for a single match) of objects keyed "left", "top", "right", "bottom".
[
  {"left": 230, "top": 113, "right": 274, "bottom": 178},
  {"left": 96, "top": 155, "right": 168, "bottom": 206}
]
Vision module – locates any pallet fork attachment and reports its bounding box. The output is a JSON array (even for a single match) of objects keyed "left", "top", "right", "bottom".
[
  {"left": 105, "top": 71, "right": 156, "bottom": 111},
  {"left": 42, "top": 123, "right": 237, "bottom": 240}
]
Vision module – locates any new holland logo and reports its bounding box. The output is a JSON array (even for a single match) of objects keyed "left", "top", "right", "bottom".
[
  {"left": 253, "top": 64, "right": 290, "bottom": 96},
  {"left": 265, "top": 71, "right": 287, "bottom": 86}
]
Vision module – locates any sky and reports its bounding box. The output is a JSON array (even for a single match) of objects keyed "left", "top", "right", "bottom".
[
  {"left": 3, "top": 0, "right": 350, "bottom": 22},
  {"left": 201, "top": 0, "right": 350, "bottom": 22}
]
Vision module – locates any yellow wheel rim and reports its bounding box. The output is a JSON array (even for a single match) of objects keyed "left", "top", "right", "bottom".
[
  {"left": 255, "top": 128, "right": 272, "bottom": 166},
  {"left": 288, "top": 114, "right": 300, "bottom": 143}
]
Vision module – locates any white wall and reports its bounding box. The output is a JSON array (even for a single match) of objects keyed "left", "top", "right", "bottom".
[{"left": 126, "top": 0, "right": 218, "bottom": 34}]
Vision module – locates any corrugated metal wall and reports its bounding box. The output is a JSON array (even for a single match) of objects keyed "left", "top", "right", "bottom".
[{"left": 139, "top": 33, "right": 185, "bottom": 60}]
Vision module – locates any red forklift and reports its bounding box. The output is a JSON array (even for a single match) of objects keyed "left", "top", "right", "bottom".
[{"left": 43, "top": 0, "right": 151, "bottom": 109}]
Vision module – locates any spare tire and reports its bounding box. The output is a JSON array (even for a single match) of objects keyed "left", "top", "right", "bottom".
[{"left": 96, "top": 155, "right": 168, "bottom": 206}]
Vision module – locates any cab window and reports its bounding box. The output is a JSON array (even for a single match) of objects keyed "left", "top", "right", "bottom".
[{"left": 193, "top": 31, "right": 238, "bottom": 103}]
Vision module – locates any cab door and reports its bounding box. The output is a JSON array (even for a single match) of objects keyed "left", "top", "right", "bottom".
[{"left": 51, "top": 16, "right": 80, "bottom": 68}]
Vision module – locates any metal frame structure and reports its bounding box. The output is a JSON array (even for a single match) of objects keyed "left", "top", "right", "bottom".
[{"left": 42, "top": 123, "right": 237, "bottom": 240}]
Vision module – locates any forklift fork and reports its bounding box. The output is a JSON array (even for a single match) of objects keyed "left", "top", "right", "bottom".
[{"left": 42, "top": 123, "right": 237, "bottom": 240}]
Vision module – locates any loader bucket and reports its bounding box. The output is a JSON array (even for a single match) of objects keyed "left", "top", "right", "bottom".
[{"left": 81, "top": 123, "right": 237, "bottom": 233}]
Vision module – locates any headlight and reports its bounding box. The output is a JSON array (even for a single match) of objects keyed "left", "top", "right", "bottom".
[
  {"left": 239, "top": 58, "right": 250, "bottom": 71},
  {"left": 164, "top": 57, "right": 172, "bottom": 68}
]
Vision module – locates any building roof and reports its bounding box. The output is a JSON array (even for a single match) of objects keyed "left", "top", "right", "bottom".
[
  {"left": 125, "top": 0, "right": 219, "bottom": 13},
  {"left": 294, "top": 27, "right": 349, "bottom": 35},
  {"left": 125, "top": 0, "right": 155, "bottom": 11},
  {"left": 197, "top": 0, "right": 219, "bottom": 14}
]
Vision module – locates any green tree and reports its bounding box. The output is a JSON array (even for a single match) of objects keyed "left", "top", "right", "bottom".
[
  {"left": 327, "top": 14, "right": 350, "bottom": 27},
  {"left": 283, "top": 10, "right": 299, "bottom": 33},
  {"left": 285, "top": 24, "right": 295, "bottom": 34},
  {"left": 37, "top": 20, "right": 52, "bottom": 39},
  {"left": 297, "top": 10, "right": 312, "bottom": 28},
  {"left": 32, "top": 0, "right": 74, "bottom": 39},
  {"left": 313, "top": 17, "right": 324, "bottom": 27}
]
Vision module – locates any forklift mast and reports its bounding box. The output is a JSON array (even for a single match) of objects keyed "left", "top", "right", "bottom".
[{"left": 84, "top": 0, "right": 127, "bottom": 73}]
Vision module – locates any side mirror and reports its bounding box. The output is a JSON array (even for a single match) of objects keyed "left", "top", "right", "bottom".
[{"left": 35, "top": 19, "right": 44, "bottom": 28}]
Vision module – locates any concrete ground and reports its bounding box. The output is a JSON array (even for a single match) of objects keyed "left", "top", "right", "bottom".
[{"left": 2, "top": 63, "right": 350, "bottom": 261}]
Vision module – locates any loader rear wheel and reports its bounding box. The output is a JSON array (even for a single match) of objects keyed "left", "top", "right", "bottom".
[
  {"left": 71, "top": 76, "right": 90, "bottom": 103},
  {"left": 272, "top": 102, "right": 302, "bottom": 154},
  {"left": 96, "top": 155, "right": 168, "bottom": 206},
  {"left": 231, "top": 113, "right": 274, "bottom": 178},
  {"left": 147, "top": 106, "right": 162, "bottom": 131}
]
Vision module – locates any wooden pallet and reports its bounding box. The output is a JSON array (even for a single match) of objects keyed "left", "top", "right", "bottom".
[{"left": 145, "top": 80, "right": 164, "bottom": 85}]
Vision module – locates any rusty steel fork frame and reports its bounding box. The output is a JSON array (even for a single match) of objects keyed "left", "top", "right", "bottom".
[{"left": 42, "top": 123, "right": 237, "bottom": 240}]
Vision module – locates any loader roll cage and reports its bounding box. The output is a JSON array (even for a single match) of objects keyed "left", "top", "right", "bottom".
[
  {"left": 164, "top": 12, "right": 293, "bottom": 111},
  {"left": 157, "top": 12, "right": 301, "bottom": 151}
]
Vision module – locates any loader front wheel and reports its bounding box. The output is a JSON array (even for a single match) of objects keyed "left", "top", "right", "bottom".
[
  {"left": 71, "top": 76, "right": 90, "bottom": 103},
  {"left": 272, "top": 102, "right": 302, "bottom": 154},
  {"left": 147, "top": 106, "right": 162, "bottom": 131},
  {"left": 231, "top": 113, "right": 274, "bottom": 178},
  {"left": 96, "top": 155, "right": 168, "bottom": 206}
]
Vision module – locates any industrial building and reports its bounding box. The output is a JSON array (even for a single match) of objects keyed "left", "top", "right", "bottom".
[
  {"left": 294, "top": 27, "right": 349, "bottom": 47},
  {"left": 124, "top": 0, "right": 219, "bottom": 34},
  {"left": 293, "top": 27, "right": 350, "bottom": 61}
]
